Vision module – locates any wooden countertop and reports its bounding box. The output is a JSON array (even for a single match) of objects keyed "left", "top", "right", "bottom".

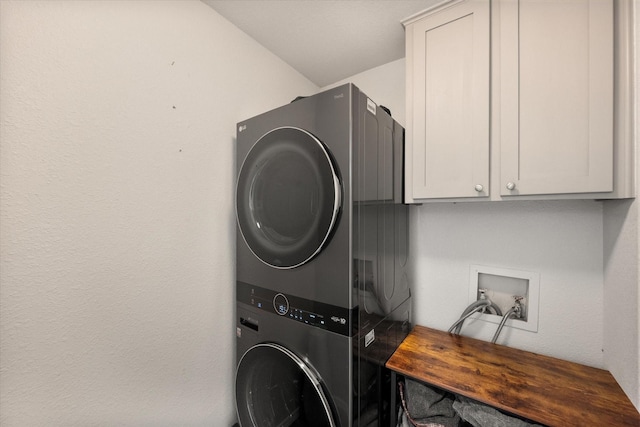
[{"left": 386, "top": 325, "right": 640, "bottom": 427}]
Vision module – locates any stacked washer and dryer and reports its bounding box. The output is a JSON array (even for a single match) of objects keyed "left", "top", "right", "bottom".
[{"left": 234, "top": 84, "right": 411, "bottom": 427}]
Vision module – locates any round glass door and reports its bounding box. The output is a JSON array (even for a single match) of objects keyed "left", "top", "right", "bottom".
[
  {"left": 235, "top": 343, "right": 338, "bottom": 427},
  {"left": 236, "top": 127, "right": 341, "bottom": 269}
]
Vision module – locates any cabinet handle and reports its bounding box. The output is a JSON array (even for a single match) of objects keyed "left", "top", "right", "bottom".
[
  {"left": 474, "top": 184, "right": 484, "bottom": 192},
  {"left": 506, "top": 182, "right": 516, "bottom": 190}
]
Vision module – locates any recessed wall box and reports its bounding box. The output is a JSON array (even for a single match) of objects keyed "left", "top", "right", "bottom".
[{"left": 468, "top": 265, "right": 540, "bottom": 333}]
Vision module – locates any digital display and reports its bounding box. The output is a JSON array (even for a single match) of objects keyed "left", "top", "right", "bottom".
[
  {"left": 273, "top": 293, "right": 289, "bottom": 315},
  {"left": 289, "top": 308, "right": 325, "bottom": 327}
]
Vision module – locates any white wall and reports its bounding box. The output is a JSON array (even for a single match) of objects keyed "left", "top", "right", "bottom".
[
  {"left": 604, "top": 199, "right": 639, "bottom": 408},
  {"left": 0, "top": 1, "right": 317, "bottom": 425},
  {"left": 325, "top": 58, "right": 406, "bottom": 126},
  {"left": 412, "top": 200, "right": 606, "bottom": 367},
  {"left": 602, "top": 0, "right": 640, "bottom": 410}
]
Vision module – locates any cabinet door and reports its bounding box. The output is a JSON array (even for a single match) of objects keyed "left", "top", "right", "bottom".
[
  {"left": 405, "top": 0, "right": 490, "bottom": 201},
  {"left": 499, "top": 0, "right": 613, "bottom": 197}
]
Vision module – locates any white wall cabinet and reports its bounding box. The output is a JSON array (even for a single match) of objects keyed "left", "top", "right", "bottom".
[
  {"left": 499, "top": 0, "right": 613, "bottom": 197},
  {"left": 403, "top": 0, "right": 633, "bottom": 203},
  {"left": 404, "top": 0, "right": 490, "bottom": 200}
]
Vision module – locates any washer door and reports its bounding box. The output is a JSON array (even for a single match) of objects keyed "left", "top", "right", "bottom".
[
  {"left": 235, "top": 343, "right": 338, "bottom": 427},
  {"left": 236, "top": 127, "right": 341, "bottom": 269}
]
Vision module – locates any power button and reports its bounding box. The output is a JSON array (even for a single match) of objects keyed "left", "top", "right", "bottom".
[{"left": 273, "top": 293, "right": 289, "bottom": 316}]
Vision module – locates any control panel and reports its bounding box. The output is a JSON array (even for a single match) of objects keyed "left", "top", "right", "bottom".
[{"left": 237, "top": 281, "right": 353, "bottom": 336}]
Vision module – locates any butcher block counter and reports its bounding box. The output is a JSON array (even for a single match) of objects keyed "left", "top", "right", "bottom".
[{"left": 386, "top": 325, "right": 640, "bottom": 426}]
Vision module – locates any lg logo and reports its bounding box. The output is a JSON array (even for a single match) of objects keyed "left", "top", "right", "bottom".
[{"left": 331, "top": 316, "right": 346, "bottom": 325}]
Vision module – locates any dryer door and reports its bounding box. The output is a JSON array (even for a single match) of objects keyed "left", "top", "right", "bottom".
[
  {"left": 235, "top": 343, "right": 338, "bottom": 427},
  {"left": 236, "top": 127, "right": 341, "bottom": 269}
]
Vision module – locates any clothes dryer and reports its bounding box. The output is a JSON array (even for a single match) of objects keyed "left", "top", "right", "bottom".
[{"left": 236, "top": 84, "right": 409, "bottom": 314}]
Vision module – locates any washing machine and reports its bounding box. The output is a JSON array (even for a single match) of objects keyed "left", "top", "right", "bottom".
[
  {"left": 235, "top": 84, "right": 411, "bottom": 426},
  {"left": 235, "top": 296, "right": 411, "bottom": 427}
]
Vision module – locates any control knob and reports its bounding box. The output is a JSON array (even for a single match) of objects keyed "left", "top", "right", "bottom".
[{"left": 273, "top": 293, "right": 289, "bottom": 316}]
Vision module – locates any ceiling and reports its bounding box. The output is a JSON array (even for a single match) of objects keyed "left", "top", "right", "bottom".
[{"left": 202, "top": 0, "right": 441, "bottom": 87}]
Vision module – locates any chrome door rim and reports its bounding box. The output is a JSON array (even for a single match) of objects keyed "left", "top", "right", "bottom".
[
  {"left": 235, "top": 342, "right": 338, "bottom": 427},
  {"left": 236, "top": 126, "right": 341, "bottom": 269}
]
